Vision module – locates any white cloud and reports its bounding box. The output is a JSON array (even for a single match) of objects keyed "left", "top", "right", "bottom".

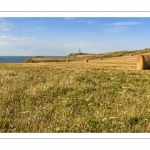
[
  {"left": 18, "top": 26, "right": 43, "bottom": 32},
  {"left": 0, "top": 36, "right": 18, "bottom": 41},
  {"left": 0, "top": 19, "right": 14, "bottom": 31},
  {"left": 0, "top": 35, "right": 38, "bottom": 51},
  {"left": 104, "top": 26, "right": 128, "bottom": 32},
  {"left": 0, "top": 35, "right": 68, "bottom": 55},
  {"left": 105, "top": 21, "right": 141, "bottom": 27},
  {"left": 86, "top": 21, "right": 97, "bottom": 24},
  {"left": 0, "top": 36, "right": 36, "bottom": 41},
  {"left": 0, "top": 41, "right": 10, "bottom": 46},
  {"left": 22, "top": 36, "right": 36, "bottom": 39},
  {"left": 0, "top": 36, "right": 7, "bottom": 39},
  {"left": 103, "top": 21, "right": 142, "bottom": 32}
]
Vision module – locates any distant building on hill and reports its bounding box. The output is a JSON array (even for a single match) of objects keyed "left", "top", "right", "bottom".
[{"left": 79, "top": 49, "right": 81, "bottom": 54}]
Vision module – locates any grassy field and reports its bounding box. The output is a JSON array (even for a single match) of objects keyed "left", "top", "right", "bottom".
[{"left": 1, "top": 54, "right": 150, "bottom": 132}]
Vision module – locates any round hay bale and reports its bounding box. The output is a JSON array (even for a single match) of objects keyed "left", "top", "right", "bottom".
[
  {"left": 85, "top": 59, "right": 88, "bottom": 62},
  {"left": 66, "top": 60, "right": 69, "bottom": 62},
  {"left": 130, "top": 54, "right": 132, "bottom": 56},
  {"left": 137, "top": 54, "right": 150, "bottom": 70}
]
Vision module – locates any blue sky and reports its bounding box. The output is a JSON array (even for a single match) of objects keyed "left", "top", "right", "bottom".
[{"left": 0, "top": 17, "right": 150, "bottom": 56}]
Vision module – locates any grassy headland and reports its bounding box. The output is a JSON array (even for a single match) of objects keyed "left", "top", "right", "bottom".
[{"left": 24, "top": 48, "right": 150, "bottom": 63}]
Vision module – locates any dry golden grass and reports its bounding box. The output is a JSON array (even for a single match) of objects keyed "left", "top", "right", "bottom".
[
  {"left": 88, "top": 55, "right": 137, "bottom": 71},
  {"left": 76, "top": 55, "right": 93, "bottom": 57},
  {"left": 1, "top": 53, "right": 150, "bottom": 132}
]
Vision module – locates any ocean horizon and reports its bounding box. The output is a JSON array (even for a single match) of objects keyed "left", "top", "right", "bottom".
[{"left": 0, "top": 56, "right": 66, "bottom": 63}]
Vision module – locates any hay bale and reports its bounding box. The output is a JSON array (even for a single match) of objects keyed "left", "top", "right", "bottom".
[
  {"left": 137, "top": 54, "right": 150, "bottom": 70},
  {"left": 85, "top": 59, "right": 88, "bottom": 62},
  {"left": 130, "top": 54, "right": 132, "bottom": 56},
  {"left": 66, "top": 60, "right": 69, "bottom": 62},
  {"left": 100, "top": 57, "right": 103, "bottom": 60}
]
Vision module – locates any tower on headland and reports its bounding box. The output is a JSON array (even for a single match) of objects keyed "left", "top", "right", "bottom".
[{"left": 79, "top": 49, "right": 81, "bottom": 54}]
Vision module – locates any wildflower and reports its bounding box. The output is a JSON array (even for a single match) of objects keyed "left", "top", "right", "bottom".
[
  {"left": 22, "top": 111, "right": 29, "bottom": 114},
  {"left": 109, "top": 117, "right": 116, "bottom": 119},
  {"left": 102, "top": 118, "right": 107, "bottom": 122}
]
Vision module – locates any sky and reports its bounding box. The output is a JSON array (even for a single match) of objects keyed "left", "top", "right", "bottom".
[{"left": 0, "top": 17, "right": 150, "bottom": 56}]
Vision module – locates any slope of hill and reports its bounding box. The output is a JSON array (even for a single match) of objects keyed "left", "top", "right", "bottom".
[{"left": 24, "top": 48, "right": 150, "bottom": 63}]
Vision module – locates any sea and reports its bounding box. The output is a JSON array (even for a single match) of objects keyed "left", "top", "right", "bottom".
[{"left": 0, "top": 56, "right": 66, "bottom": 63}]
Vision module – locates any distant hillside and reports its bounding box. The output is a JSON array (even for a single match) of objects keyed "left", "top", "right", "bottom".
[
  {"left": 67, "top": 48, "right": 150, "bottom": 59},
  {"left": 24, "top": 48, "right": 150, "bottom": 63}
]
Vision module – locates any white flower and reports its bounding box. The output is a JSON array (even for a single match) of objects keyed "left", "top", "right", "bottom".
[
  {"left": 22, "top": 111, "right": 29, "bottom": 114},
  {"left": 102, "top": 118, "right": 107, "bottom": 122}
]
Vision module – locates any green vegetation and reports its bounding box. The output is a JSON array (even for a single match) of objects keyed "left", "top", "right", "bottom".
[{"left": 1, "top": 55, "right": 150, "bottom": 132}]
